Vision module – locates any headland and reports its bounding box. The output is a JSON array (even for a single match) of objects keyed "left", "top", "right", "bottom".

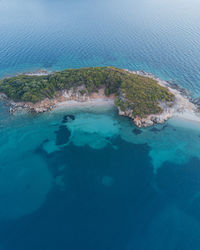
[{"left": 0, "top": 66, "right": 199, "bottom": 127}]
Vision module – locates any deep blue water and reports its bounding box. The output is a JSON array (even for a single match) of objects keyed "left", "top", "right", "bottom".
[
  {"left": 1, "top": 0, "right": 200, "bottom": 249},
  {"left": 1, "top": 0, "right": 200, "bottom": 94}
]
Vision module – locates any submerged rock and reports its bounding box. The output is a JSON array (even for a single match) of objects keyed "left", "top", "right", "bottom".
[
  {"left": 62, "top": 114, "right": 75, "bottom": 123},
  {"left": 150, "top": 124, "right": 168, "bottom": 133},
  {"left": 55, "top": 125, "right": 71, "bottom": 146},
  {"left": 150, "top": 127, "right": 160, "bottom": 133},
  {"left": 132, "top": 128, "right": 142, "bottom": 135}
]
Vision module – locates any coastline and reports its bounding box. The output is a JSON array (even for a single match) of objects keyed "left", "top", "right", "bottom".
[
  {"left": 7, "top": 87, "right": 116, "bottom": 114},
  {"left": 1, "top": 68, "right": 200, "bottom": 127},
  {"left": 127, "top": 70, "right": 200, "bottom": 125},
  {"left": 55, "top": 96, "right": 200, "bottom": 124}
]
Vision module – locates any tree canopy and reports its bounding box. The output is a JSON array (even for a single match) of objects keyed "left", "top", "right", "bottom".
[{"left": 0, "top": 67, "right": 174, "bottom": 117}]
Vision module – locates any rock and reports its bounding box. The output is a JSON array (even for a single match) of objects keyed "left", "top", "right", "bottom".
[
  {"left": 6, "top": 86, "right": 113, "bottom": 115},
  {"left": 191, "top": 98, "right": 200, "bottom": 108},
  {"left": 142, "top": 119, "right": 154, "bottom": 127},
  {"left": 0, "top": 93, "right": 7, "bottom": 100},
  {"left": 9, "top": 108, "right": 14, "bottom": 115},
  {"left": 133, "top": 117, "right": 143, "bottom": 127},
  {"left": 167, "top": 81, "right": 190, "bottom": 96},
  {"left": 62, "top": 114, "right": 75, "bottom": 123},
  {"left": 132, "top": 128, "right": 142, "bottom": 135},
  {"left": 118, "top": 107, "right": 133, "bottom": 119}
]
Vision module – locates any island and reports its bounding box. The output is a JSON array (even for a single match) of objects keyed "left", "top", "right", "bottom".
[{"left": 0, "top": 66, "right": 197, "bottom": 127}]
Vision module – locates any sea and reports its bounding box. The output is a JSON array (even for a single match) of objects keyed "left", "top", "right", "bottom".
[{"left": 0, "top": 0, "right": 200, "bottom": 249}]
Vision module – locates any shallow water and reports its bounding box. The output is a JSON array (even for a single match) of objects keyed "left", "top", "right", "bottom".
[
  {"left": 1, "top": 0, "right": 200, "bottom": 249},
  {"left": 0, "top": 105, "right": 200, "bottom": 250}
]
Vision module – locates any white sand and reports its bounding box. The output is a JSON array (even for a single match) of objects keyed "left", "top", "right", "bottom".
[
  {"left": 55, "top": 95, "right": 200, "bottom": 125},
  {"left": 159, "top": 80, "right": 200, "bottom": 123},
  {"left": 54, "top": 71, "right": 200, "bottom": 126},
  {"left": 174, "top": 110, "right": 200, "bottom": 122},
  {"left": 54, "top": 98, "right": 114, "bottom": 110}
]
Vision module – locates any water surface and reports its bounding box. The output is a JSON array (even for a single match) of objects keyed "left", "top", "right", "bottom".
[
  {"left": 1, "top": 0, "right": 200, "bottom": 93},
  {"left": 1, "top": 0, "right": 200, "bottom": 249}
]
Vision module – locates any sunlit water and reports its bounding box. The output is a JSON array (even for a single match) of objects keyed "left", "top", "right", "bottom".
[{"left": 1, "top": 0, "right": 200, "bottom": 249}]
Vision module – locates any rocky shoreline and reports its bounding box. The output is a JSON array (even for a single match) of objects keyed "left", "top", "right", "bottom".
[
  {"left": 6, "top": 87, "right": 115, "bottom": 115},
  {"left": 1, "top": 69, "right": 199, "bottom": 127},
  {"left": 125, "top": 70, "right": 200, "bottom": 127},
  {"left": 22, "top": 69, "right": 50, "bottom": 76}
]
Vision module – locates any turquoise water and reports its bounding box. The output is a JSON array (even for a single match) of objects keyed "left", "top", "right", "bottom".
[
  {"left": 1, "top": 105, "right": 200, "bottom": 250},
  {"left": 1, "top": 0, "right": 200, "bottom": 249}
]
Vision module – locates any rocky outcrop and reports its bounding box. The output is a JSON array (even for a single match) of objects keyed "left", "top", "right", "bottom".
[
  {"left": 8, "top": 87, "right": 114, "bottom": 115},
  {"left": 118, "top": 70, "right": 200, "bottom": 127},
  {"left": 0, "top": 92, "right": 7, "bottom": 100},
  {"left": 61, "top": 86, "right": 90, "bottom": 102},
  {"left": 4, "top": 69, "right": 199, "bottom": 128},
  {"left": 117, "top": 106, "right": 172, "bottom": 127},
  {"left": 9, "top": 98, "right": 57, "bottom": 114}
]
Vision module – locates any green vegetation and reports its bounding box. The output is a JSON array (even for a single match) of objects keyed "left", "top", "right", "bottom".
[
  {"left": 0, "top": 67, "right": 174, "bottom": 117},
  {"left": 0, "top": 67, "right": 122, "bottom": 103},
  {"left": 115, "top": 74, "right": 174, "bottom": 117}
]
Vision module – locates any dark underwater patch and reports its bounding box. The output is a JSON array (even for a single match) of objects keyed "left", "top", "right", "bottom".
[
  {"left": 6, "top": 134, "right": 200, "bottom": 250},
  {"left": 43, "top": 139, "right": 50, "bottom": 143},
  {"left": 10, "top": 136, "right": 159, "bottom": 250},
  {"left": 49, "top": 124, "right": 59, "bottom": 127},
  {"left": 62, "top": 114, "right": 75, "bottom": 123},
  {"left": 132, "top": 128, "right": 142, "bottom": 135},
  {"left": 150, "top": 127, "right": 160, "bottom": 133},
  {"left": 162, "top": 124, "right": 168, "bottom": 130},
  {"left": 150, "top": 124, "right": 168, "bottom": 133},
  {"left": 156, "top": 157, "right": 200, "bottom": 205},
  {"left": 55, "top": 125, "right": 71, "bottom": 146}
]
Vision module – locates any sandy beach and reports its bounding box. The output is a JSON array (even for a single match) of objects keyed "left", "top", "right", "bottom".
[
  {"left": 52, "top": 73, "right": 200, "bottom": 125},
  {"left": 54, "top": 98, "right": 115, "bottom": 110}
]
